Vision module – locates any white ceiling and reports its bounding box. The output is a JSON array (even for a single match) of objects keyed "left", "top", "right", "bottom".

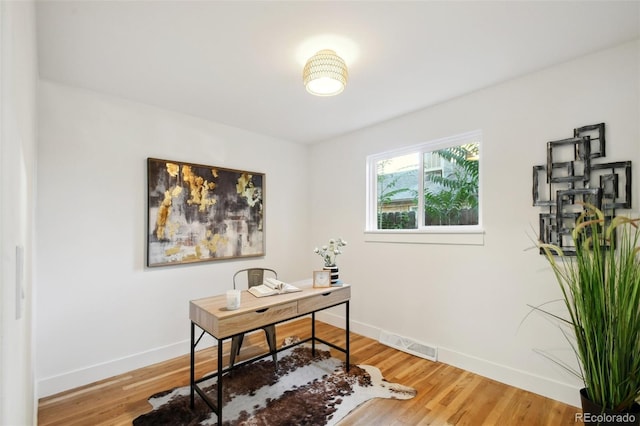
[{"left": 36, "top": 1, "right": 640, "bottom": 144}]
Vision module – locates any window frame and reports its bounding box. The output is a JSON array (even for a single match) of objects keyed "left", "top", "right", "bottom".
[{"left": 365, "top": 130, "right": 484, "bottom": 245}]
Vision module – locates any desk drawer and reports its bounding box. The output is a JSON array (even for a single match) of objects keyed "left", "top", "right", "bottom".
[
  {"left": 219, "top": 301, "right": 298, "bottom": 338},
  {"left": 298, "top": 287, "right": 350, "bottom": 315}
]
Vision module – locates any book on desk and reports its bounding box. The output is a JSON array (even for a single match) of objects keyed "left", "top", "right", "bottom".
[{"left": 248, "top": 278, "right": 302, "bottom": 298}]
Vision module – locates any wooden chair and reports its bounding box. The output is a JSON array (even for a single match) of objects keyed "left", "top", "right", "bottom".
[{"left": 229, "top": 268, "right": 278, "bottom": 368}]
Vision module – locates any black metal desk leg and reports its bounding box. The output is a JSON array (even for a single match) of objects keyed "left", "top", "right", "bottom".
[
  {"left": 190, "top": 322, "right": 195, "bottom": 408},
  {"left": 217, "top": 338, "right": 223, "bottom": 426},
  {"left": 311, "top": 312, "right": 316, "bottom": 356},
  {"left": 346, "top": 301, "right": 350, "bottom": 371}
]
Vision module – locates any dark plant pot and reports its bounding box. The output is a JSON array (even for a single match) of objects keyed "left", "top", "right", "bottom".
[
  {"left": 580, "top": 388, "right": 640, "bottom": 425},
  {"left": 323, "top": 265, "right": 339, "bottom": 284}
]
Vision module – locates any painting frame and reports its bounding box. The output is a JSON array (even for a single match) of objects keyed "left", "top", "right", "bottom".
[{"left": 147, "top": 158, "right": 265, "bottom": 267}]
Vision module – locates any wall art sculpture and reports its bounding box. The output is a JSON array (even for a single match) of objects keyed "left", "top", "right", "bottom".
[
  {"left": 532, "top": 123, "right": 632, "bottom": 255},
  {"left": 147, "top": 158, "right": 264, "bottom": 266}
]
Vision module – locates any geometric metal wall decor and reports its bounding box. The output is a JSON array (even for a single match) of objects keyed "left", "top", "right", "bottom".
[{"left": 532, "top": 123, "right": 632, "bottom": 255}]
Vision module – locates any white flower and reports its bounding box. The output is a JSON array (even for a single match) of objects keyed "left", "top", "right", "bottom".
[{"left": 313, "top": 237, "right": 347, "bottom": 267}]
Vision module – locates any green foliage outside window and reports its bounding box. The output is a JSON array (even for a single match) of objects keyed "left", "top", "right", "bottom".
[{"left": 424, "top": 144, "right": 479, "bottom": 226}]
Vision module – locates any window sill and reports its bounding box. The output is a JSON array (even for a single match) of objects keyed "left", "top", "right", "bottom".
[{"left": 364, "top": 229, "right": 485, "bottom": 246}]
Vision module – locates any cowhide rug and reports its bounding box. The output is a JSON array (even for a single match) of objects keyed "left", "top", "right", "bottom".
[{"left": 133, "top": 344, "right": 416, "bottom": 426}]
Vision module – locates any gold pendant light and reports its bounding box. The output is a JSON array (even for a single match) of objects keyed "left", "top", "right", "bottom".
[{"left": 303, "top": 49, "right": 348, "bottom": 96}]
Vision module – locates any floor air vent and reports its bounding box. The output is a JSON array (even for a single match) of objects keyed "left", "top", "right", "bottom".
[{"left": 379, "top": 330, "right": 438, "bottom": 362}]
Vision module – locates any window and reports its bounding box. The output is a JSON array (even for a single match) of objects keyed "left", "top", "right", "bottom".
[{"left": 366, "top": 130, "right": 483, "bottom": 242}]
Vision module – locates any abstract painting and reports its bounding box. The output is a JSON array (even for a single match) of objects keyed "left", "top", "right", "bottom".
[{"left": 147, "top": 158, "right": 264, "bottom": 266}]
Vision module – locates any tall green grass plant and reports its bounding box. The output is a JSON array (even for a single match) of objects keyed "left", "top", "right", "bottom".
[{"left": 540, "top": 207, "right": 640, "bottom": 411}]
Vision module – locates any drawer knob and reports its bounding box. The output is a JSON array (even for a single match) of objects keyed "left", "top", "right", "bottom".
[
  {"left": 321, "top": 292, "right": 331, "bottom": 296},
  {"left": 255, "top": 308, "right": 269, "bottom": 313}
]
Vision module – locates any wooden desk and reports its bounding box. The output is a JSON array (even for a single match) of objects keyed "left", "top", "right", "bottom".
[{"left": 189, "top": 285, "right": 350, "bottom": 425}]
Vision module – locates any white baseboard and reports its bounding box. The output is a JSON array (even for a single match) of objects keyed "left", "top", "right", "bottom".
[
  {"left": 37, "top": 339, "right": 193, "bottom": 398},
  {"left": 36, "top": 313, "right": 361, "bottom": 398},
  {"left": 437, "top": 347, "right": 581, "bottom": 408},
  {"left": 38, "top": 312, "right": 582, "bottom": 408},
  {"left": 315, "top": 310, "right": 379, "bottom": 339},
  {"left": 316, "top": 310, "right": 581, "bottom": 408}
]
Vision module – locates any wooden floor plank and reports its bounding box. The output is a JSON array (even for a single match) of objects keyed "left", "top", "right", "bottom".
[{"left": 38, "top": 318, "right": 582, "bottom": 425}]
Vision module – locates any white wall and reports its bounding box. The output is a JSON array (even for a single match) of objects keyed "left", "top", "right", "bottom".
[
  {"left": 35, "top": 38, "right": 640, "bottom": 408},
  {"left": 0, "top": 0, "right": 38, "bottom": 424},
  {"left": 35, "top": 81, "right": 311, "bottom": 397},
  {"left": 310, "top": 40, "right": 640, "bottom": 407}
]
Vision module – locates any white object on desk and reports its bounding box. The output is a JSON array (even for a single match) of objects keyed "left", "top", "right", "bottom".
[
  {"left": 248, "top": 279, "right": 301, "bottom": 298},
  {"left": 313, "top": 270, "right": 331, "bottom": 287},
  {"left": 226, "top": 289, "right": 241, "bottom": 310}
]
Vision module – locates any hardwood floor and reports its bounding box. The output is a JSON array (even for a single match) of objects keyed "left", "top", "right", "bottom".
[{"left": 38, "top": 318, "right": 582, "bottom": 425}]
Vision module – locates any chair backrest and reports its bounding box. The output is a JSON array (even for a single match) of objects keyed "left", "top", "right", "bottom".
[{"left": 233, "top": 268, "right": 278, "bottom": 289}]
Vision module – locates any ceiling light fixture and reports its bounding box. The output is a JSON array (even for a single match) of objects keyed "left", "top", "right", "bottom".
[{"left": 303, "top": 49, "right": 348, "bottom": 96}]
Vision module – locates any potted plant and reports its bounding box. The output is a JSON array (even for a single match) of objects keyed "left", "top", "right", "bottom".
[
  {"left": 538, "top": 206, "right": 640, "bottom": 425},
  {"left": 314, "top": 238, "right": 347, "bottom": 284}
]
